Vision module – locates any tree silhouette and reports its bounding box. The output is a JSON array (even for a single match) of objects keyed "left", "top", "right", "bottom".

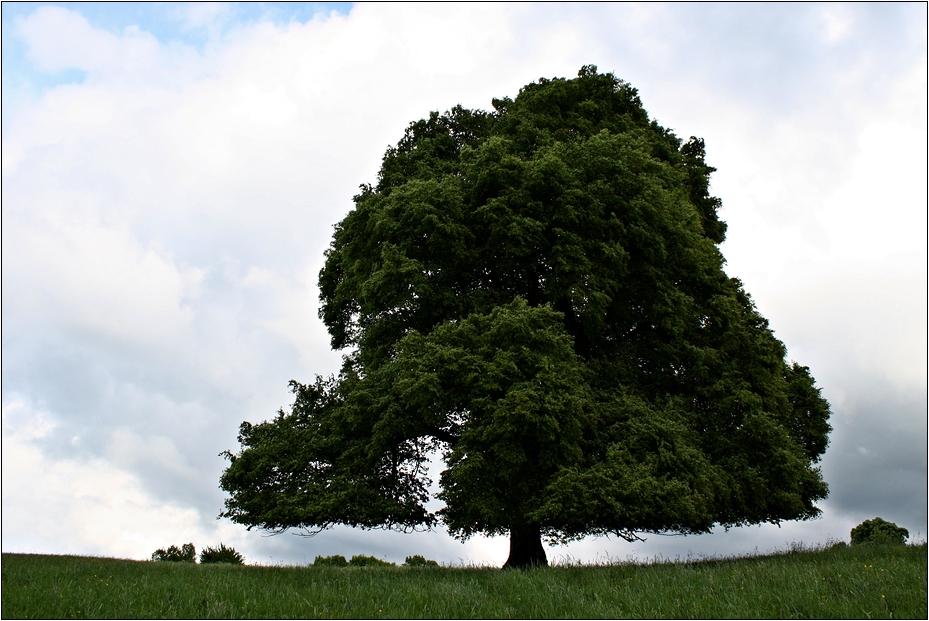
[{"left": 220, "top": 66, "right": 831, "bottom": 568}]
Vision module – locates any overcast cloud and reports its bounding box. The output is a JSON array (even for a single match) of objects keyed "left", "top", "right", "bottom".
[{"left": 2, "top": 2, "right": 926, "bottom": 567}]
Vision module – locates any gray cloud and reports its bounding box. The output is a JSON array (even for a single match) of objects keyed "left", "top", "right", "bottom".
[{"left": 823, "top": 387, "right": 928, "bottom": 531}]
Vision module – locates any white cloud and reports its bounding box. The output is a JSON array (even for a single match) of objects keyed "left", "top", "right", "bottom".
[
  {"left": 17, "top": 6, "right": 122, "bottom": 73},
  {"left": 3, "top": 209, "right": 203, "bottom": 354},
  {"left": 16, "top": 5, "right": 166, "bottom": 78},
  {"left": 107, "top": 428, "right": 200, "bottom": 484},
  {"left": 818, "top": 59, "right": 928, "bottom": 266},
  {"left": 239, "top": 262, "right": 343, "bottom": 374},
  {"left": 2, "top": 398, "right": 55, "bottom": 440},
  {"left": 180, "top": 2, "right": 234, "bottom": 32},
  {"left": 720, "top": 58, "right": 928, "bottom": 392},
  {"left": 821, "top": 5, "right": 856, "bottom": 44},
  {"left": 1, "top": 399, "right": 211, "bottom": 559}
]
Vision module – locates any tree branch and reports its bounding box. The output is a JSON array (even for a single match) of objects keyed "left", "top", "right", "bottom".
[{"left": 427, "top": 427, "right": 459, "bottom": 447}]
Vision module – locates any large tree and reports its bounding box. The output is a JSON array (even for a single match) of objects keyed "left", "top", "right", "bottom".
[{"left": 219, "top": 66, "right": 831, "bottom": 568}]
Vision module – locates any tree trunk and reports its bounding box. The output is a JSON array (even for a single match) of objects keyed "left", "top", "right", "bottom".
[{"left": 502, "top": 524, "right": 548, "bottom": 569}]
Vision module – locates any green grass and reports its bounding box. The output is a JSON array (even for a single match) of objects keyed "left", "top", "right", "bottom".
[{"left": 2, "top": 543, "right": 925, "bottom": 619}]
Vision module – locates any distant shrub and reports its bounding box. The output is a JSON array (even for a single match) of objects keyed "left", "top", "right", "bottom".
[
  {"left": 404, "top": 555, "right": 439, "bottom": 567},
  {"left": 199, "top": 543, "right": 244, "bottom": 565},
  {"left": 851, "top": 517, "right": 909, "bottom": 545},
  {"left": 152, "top": 543, "right": 196, "bottom": 563},
  {"left": 349, "top": 554, "right": 395, "bottom": 567},
  {"left": 313, "top": 554, "right": 349, "bottom": 567}
]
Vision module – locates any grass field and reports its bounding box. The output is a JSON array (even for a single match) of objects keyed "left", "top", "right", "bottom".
[{"left": 2, "top": 543, "right": 925, "bottom": 619}]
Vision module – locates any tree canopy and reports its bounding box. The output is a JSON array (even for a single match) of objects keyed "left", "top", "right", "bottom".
[{"left": 219, "top": 66, "right": 831, "bottom": 568}]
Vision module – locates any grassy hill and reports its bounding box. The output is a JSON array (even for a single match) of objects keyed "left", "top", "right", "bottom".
[{"left": 2, "top": 542, "right": 925, "bottom": 618}]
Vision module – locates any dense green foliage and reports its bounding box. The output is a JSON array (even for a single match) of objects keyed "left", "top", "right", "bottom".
[
  {"left": 3, "top": 545, "right": 926, "bottom": 619},
  {"left": 404, "top": 554, "right": 439, "bottom": 567},
  {"left": 313, "top": 554, "right": 349, "bottom": 567},
  {"left": 151, "top": 543, "right": 195, "bottom": 563},
  {"left": 199, "top": 544, "right": 245, "bottom": 565},
  {"left": 851, "top": 518, "right": 910, "bottom": 546},
  {"left": 348, "top": 554, "right": 396, "bottom": 567},
  {"left": 219, "top": 66, "right": 832, "bottom": 567}
]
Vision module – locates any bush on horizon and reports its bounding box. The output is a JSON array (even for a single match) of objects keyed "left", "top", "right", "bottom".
[
  {"left": 151, "top": 543, "right": 196, "bottom": 563},
  {"left": 851, "top": 517, "right": 909, "bottom": 545},
  {"left": 199, "top": 543, "right": 244, "bottom": 565},
  {"left": 349, "top": 554, "right": 395, "bottom": 567},
  {"left": 313, "top": 554, "right": 349, "bottom": 567},
  {"left": 404, "top": 554, "right": 439, "bottom": 567}
]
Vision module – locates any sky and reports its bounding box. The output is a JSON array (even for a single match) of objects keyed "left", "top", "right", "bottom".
[{"left": 2, "top": 2, "right": 926, "bottom": 567}]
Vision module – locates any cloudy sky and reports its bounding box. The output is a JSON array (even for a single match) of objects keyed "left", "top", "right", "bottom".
[{"left": 2, "top": 2, "right": 926, "bottom": 567}]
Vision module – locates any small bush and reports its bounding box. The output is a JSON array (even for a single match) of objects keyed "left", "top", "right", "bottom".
[
  {"left": 313, "top": 554, "right": 348, "bottom": 567},
  {"left": 404, "top": 554, "right": 439, "bottom": 567},
  {"left": 199, "top": 543, "right": 244, "bottom": 565},
  {"left": 851, "top": 517, "right": 909, "bottom": 545},
  {"left": 349, "top": 554, "right": 395, "bottom": 567},
  {"left": 152, "top": 543, "right": 196, "bottom": 563}
]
